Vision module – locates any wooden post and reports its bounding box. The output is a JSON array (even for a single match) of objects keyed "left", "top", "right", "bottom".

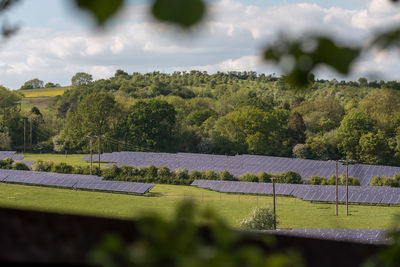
[
  {"left": 272, "top": 178, "right": 276, "bottom": 230},
  {"left": 346, "top": 162, "right": 349, "bottom": 216},
  {"left": 98, "top": 136, "right": 101, "bottom": 172},
  {"left": 90, "top": 138, "right": 93, "bottom": 175},
  {"left": 23, "top": 119, "right": 26, "bottom": 154},
  {"left": 29, "top": 119, "right": 32, "bottom": 153},
  {"left": 336, "top": 160, "right": 338, "bottom": 216}
]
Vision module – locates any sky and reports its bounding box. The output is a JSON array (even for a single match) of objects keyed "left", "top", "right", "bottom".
[{"left": 0, "top": 0, "right": 400, "bottom": 89}]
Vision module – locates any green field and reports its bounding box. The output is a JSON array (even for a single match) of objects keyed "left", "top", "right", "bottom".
[
  {"left": 19, "top": 153, "right": 108, "bottom": 168},
  {"left": 0, "top": 182, "right": 399, "bottom": 229},
  {"left": 19, "top": 87, "right": 69, "bottom": 98}
]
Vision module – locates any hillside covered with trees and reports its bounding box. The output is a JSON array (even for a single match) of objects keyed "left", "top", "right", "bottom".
[{"left": 3, "top": 71, "right": 400, "bottom": 167}]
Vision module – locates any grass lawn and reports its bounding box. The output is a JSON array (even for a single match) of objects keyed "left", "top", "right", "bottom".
[
  {"left": 0, "top": 182, "right": 399, "bottom": 229},
  {"left": 19, "top": 153, "right": 109, "bottom": 168}
]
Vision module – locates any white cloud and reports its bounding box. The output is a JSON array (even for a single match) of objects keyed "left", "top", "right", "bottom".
[{"left": 2, "top": 0, "right": 400, "bottom": 89}]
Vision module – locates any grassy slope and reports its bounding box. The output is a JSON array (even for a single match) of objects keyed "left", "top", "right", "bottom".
[
  {"left": 0, "top": 182, "right": 399, "bottom": 229},
  {"left": 19, "top": 87, "right": 69, "bottom": 98}
]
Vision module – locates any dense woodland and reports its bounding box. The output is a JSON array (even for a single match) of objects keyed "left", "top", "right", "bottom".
[{"left": 2, "top": 71, "right": 400, "bottom": 167}]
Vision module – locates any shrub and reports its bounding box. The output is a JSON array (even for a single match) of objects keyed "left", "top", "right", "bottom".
[
  {"left": 0, "top": 158, "right": 14, "bottom": 169},
  {"left": 219, "top": 170, "right": 237, "bottom": 181},
  {"left": 189, "top": 170, "right": 204, "bottom": 180},
  {"left": 324, "top": 175, "right": 337, "bottom": 185},
  {"left": 370, "top": 176, "right": 393, "bottom": 187},
  {"left": 393, "top": 174, "right": 400, "bottom": 187},
  {"left": 175, "top": 168, "right": 189, "bottom": 180},
  {"left": 205, "top": 170, "right": 219, "bottom": 180},
  {"left": 276, "top": 171, "right": 302, "bottom": 184},
  {"left": 239, "top": 207, "right": 277, "bottom": 230},
  {"left": 102, "top": 164, "right": 121, "bottom": 180},
  {"left": 120, "top": 165, "right": 137, "bottom": 177},
  {"left": 137, "top": 167, "right": 148, "bottom": 177},
  {"left": 32, "top": 160, "right": 53, "bottom": 172},
  {"left": 240, "top": 173, "right": 259, "bottom": 182},
  {"left": 146, "top": 165, "right": 158, "bottom": 178},
  {"left": 157, "top": 166, "right": 172, "bottom": 183},
  {"left": 258, "top": 172, "right": 272, "bottom": 183},
  {"left": 308, "top": 175, "right": 325, "bottom": 185},
  {"left": 51, "top": 162, "right": 74, "bottom": 174},
  {"left": 12, "top": 161, "right": 30, "bottom": 170},
  {"left": 73, "top": 165, "right": 91, "bottom": 175},
  {"left": 338, "top": 174, "right": 360, "bottom": 186},
  {"left": 92, "top": 166, "right": 102, "bottom": 176}
]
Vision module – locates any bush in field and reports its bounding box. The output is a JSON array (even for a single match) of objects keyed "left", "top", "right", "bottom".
[
  {"left": 205, "top": 170, "right": 219, "bottom": 180},
  {"left": 189, "top": 170, "right": 204, "bottom": 180},
  {"left": 370, "top": 176, "right": 393, "bottom": 187},
  {"left": 308, "top": 175, "right": 325, "bottom": 185},
  {"left": 240, "top": 173, "right": 259, "bottom": 182},
  {"left": 258, "top": 172, "right": 272, "bottom": 183},
  {"left": 219, "top": 170, "right": 237, "bottom": 181},
  {"left": 157, "top": 166, "right": 172, "bottom": 183},
  {"left": 12, "top": 161, "right": 29, "bottom": 170},
  {"left": 102, "top": 164, "right": 121, "bottom": 180},
  {"left": 239, "top": 207, "right": 276, "bottom": 230},
  {"left": 338, "top": 174, "right": 360, "bottom": 186},
  {"left": 91, "top": 166, "right": 102, "bottom": 176},
  {"left": 393, "top": 174, "right": 400, "bottom": 187},
  {"left": 73, "top": 165, "right": 93, "bottom": 175},
  {"left": 120, "top": 165, "right": 137, "bottom": 177},
  {"left": 175, "top": 168, "right": 189, "bottom": 180},
  {"left": 0, "top": 158, "right": 14, "bottom": 169},
  {"left": 32, "top": 160, "right": 54, "bottom": 172},
  {"left": 323, "top": 175, "right": 337, "bottom": 185},
  {"left": 275, "top": 171, "right": 302, "bottom": 184},
  {"left": 51, "top": 162, "right": 74, "bottom": 174},
  {"left": 146, "top": 165, "right": 158, "bottom": 178}
]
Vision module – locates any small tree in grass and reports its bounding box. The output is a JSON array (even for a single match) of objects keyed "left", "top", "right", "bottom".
[{"left": 239, "top": 207, "right": 277, "bottom": 230}]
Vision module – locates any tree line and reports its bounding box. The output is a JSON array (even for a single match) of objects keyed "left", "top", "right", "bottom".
[{"left": 3, "top": 71, "right": 400, "bottom": 167}]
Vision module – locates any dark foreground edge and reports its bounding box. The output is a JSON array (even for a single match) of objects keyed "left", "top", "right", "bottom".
[{"left": 0, "top": 207, "right": 384, "bottom": 267}]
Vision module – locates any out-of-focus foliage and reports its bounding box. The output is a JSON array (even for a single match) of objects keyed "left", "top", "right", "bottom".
[
  {"left": 152, "top": 0, "right": 205, "bottom": 27},
  {"left": 0, "top": 0, "right": 20, "bottom": 39},
  {"left": 363, "top": 221, "right": 400, "bottom": 267},
  {"left": 90, "top": 201, "right": 303, "bottom": 267},
  {"left": 74, "top": 0, "right": 124, "bottom": 25},
  {"left": 264, "top": 36, "right": 360, "bottom": 87},
  {"left": 73, "top": 0, "right": 206, "bottom": 28}
]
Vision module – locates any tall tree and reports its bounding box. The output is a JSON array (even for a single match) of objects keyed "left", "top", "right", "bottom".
[
  {"left": 71, "top": 72, "right": 93, "bottom": 86},
  {"left": 61, "top": 92, "right": 116, "bottom": 151},
  {"left": 124, "top": 99, "right": 176, "bottom": 151},
  {"left": 20, "top": 78, "right": 44, "bottom": 89}
]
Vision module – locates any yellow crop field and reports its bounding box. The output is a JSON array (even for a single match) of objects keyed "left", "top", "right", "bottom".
[{"left": 19, "top": 87, "right": 69, "bottom": 98}]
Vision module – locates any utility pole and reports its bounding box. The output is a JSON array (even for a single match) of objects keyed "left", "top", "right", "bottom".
[
  {"left": 97, "top": 135, "right": 101, "bottom": 171},
  {"left": 336, "top": 160, "right": 338, "bottom": 216},
  {"left": 272, "top": 178, "right": 276, "bottom": 230},
  {"left": 90, "top": 137, "right": 93, "bottom": 175},
  {"left": 23, "top": 119, "right": 26, "bottom": 154},
  {"left": 29, "top": 118, "right": 32, "bottom": 153},
  {"left": 86, "top": 135, "right": 95, "bottom": 175},
  {"left": 339, "top": 159, "right": 357, "bottom": 217},
  {"left": 346, "top": 162, "right": 349, "bottom": 216}
]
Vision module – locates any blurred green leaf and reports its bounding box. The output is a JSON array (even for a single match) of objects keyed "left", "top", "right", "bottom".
[
  {"left": 0, "top": 0, "right": 20, "bottom": 13},
  {"left": 371, "top": 28, "right": 400, "bottom": 49},
  {"left": 152, "top": 0, "right": 205, "bottom": 28},
  {"left": 264, "top": 36, "right": 360, "bottom": 88},
  {"left": 75, "top": 0, "right": 125, "bottom": 25}
]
